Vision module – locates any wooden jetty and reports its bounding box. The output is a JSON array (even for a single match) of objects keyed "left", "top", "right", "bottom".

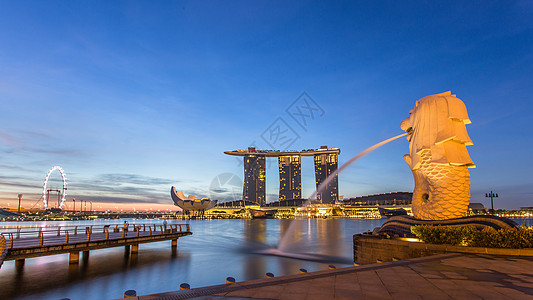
[{"left": 0, "top": 223, "right": 191, "bottom": 268}]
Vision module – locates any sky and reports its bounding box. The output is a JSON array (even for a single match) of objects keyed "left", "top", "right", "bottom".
[{"left": 0, "top": 1, "right": 532, "bottom": 211}]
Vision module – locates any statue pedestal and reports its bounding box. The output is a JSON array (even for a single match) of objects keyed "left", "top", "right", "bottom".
[{"left": 376, "top": 215, "right": 519, "bottom": 238}]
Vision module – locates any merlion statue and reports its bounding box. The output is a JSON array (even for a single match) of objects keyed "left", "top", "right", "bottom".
[{"left": 401, "top": 91, "right": 475, "bottom": 220}]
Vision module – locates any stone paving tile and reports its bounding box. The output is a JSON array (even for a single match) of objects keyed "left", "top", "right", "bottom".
[
  {"left": 418, "top": 295, "right": 449, "bottom": 300},
  {"left": 280, "top": 281, "right": 309, "bottom": 294},
  {"left": 304, "top": 291, "right": 335, "bottom": 300},
  {"left": 355, "top": 271, "right": 393, "bottom": 299},
  {"left": 389, "top": 291, "right": 424, "bottom": 300},
  {"left": 450, "top": 279, "right": 512, "bottom": 299},
  {"left": 425, "top": 278, "right": 480, "bottom": 299},
  {"left": 277, "top": 292, "right": 307, "bottom": 300},
  {"left": 375, "top": 269, "right": 411, "bottom": 297},
  {"left": 492, "top": 286, "right": 533, "bottom": 300},
  {"left": 222, "top": 289, "right": 258, "bottom": 298},
  {"left": 393, "top": 265, "right": 450, "bottom": 298},
  {"left": 441, "top": 271, "right": 468, "bottom": 279},
  {"left": 334, "top": 274, "right": 363, "bottom": 298}
]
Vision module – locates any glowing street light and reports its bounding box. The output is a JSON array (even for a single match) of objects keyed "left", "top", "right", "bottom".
[
  {"left": 17, "top": 193, "right": 22, "bottom": 213},
  {"left": 485, "top": 190, "right": 498, "bottom": 212}
]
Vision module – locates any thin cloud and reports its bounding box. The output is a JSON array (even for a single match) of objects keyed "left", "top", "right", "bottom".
[
  {"left": 0, "top": 181, "right": 40, "bottom": 189},
  {"left": 99, "top": 173, "right": 175, "bottom": 186},
  {"left": 0, "top": 132, "right": 21, "bottom": 146},
  {"left": 77, "top": 195, "right": 168, "bottom": 204}
]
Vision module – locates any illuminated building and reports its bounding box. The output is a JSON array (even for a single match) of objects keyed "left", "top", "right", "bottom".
[
  {"left": 170, "top": 186, "right": 217, "bottom": 216},
  {"left": 225, "top": 146, "right": 340, "bottom": 206},
  {"left": 278, "top": 155, "right": 301, "bottom": 200},
  {"left": 243, "top": 151, "right": 266, "bottom": 206},
  {"left": 314, "top": 146, "right": 338, "bottom": 204}
]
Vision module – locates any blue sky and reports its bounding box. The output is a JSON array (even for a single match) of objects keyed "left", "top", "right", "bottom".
[{"left": 0, "top": 1, "right": 532, "bottom": 210}]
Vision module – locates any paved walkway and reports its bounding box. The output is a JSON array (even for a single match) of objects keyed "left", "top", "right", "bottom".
[{"left": 121, "top": 253, "right": 533, "bottom": 299}]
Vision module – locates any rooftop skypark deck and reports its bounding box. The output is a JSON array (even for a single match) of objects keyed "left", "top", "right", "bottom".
[{"left": 224, "top": 146, "right": 341, "bottom": 157}]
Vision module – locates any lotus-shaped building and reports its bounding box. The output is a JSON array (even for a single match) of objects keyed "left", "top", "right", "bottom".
[{"left": 170, "top": 186, "right": 217, "bottom": 215}]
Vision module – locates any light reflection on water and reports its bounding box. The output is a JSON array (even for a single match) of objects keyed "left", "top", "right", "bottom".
[{"left": 1, "top": 218, "right": 377, "bottom": 299}]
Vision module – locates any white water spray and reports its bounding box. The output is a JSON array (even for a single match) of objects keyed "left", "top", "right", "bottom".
[{"left": 276, "top": 132, "right": 408, "bottom": 252}]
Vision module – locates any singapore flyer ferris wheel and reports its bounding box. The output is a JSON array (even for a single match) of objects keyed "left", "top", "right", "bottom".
[{"left": 42, "top": 166, "right": 67, "bottom": 210}]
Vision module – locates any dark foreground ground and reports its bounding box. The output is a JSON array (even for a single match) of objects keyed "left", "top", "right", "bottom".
[{"left": 117, "top": 253, "right": 533, "bottom": 300}]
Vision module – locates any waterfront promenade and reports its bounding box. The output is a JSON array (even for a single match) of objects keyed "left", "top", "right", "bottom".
[{"left": 121, "top": 253, "right": 533, "bottom": 299}]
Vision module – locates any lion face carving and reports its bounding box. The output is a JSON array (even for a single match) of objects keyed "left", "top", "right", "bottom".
[{"left": 402, "top": 91, "right": 475, "bottom": 220}]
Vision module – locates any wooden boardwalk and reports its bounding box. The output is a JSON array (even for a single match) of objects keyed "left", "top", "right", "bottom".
[{"left": 1, "top": 223, "right": 192, "bottom": 267}]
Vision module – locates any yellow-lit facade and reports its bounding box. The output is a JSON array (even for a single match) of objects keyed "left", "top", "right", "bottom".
[
  {"left": 243, "top": 155, "right": 266, "bottom": 206},
  {"left": 278, "top": 155, "right": 301, "bottom": 201},
  {"left": 314, "top": 153, "right": 338, "bottom": 204}
]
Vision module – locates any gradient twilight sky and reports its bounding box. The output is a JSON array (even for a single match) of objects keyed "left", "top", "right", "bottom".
[{"left": 1, "top": 1, "right": 532, "bottom": 211}]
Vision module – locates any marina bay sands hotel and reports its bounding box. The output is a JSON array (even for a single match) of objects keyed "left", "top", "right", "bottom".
[{"left": 224, "top": 146, "right": 340, "bottom": 206}]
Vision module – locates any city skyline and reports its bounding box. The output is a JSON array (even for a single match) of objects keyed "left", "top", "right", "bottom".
[{"left": 1, "top": 2, "right": 532, "bottom": 210}]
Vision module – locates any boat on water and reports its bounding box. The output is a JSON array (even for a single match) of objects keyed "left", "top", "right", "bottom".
[
  {"left": 249, "top": 209, "right": 276, "bottom": 219},
  {"left": 378, "top": 207, "right": 408, "bottom": 218}
]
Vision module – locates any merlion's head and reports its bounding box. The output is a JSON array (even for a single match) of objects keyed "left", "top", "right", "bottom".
[{"left": 401, "top": 91, "right": 475, "bottom": 170}]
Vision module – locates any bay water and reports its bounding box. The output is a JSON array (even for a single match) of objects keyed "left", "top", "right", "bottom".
[{"left": 0, "top": 218, "right": 385, "bottom": 300}]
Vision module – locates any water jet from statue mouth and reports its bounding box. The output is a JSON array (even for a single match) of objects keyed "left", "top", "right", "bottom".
[{"left": 253, "top": 248, "right": 352, "bottom": 264}]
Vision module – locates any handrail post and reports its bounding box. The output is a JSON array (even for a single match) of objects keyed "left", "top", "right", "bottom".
[
  {"left": 160, "top": 225, "right": 163, "bottom": 234},
  {"left": 143, "top": 224, "right": 146, "bottom": 231},
  {"left": 149, "top": 226, "right": 152, "bottom": 236},
  {"left": 57, "top": 226, "right": 61, "bottom": 236},
  {"left": 39, "top": 232, "right": 44, "bottom": 246},
  {"left": 122, "top": 228, "right": 125, "bottom": 239},
  {"left": 105, "top": 227, "right": 109, "bottom": 240},
  {"left": 16, "top": 227, "right": 21, "bottom": 239},
  {"left": 8, "top": 233, "right": 13, "bottom": 248},
  {"left": 74, "top": 226, "right": 78, "bottom": 235},
  {"left": 187, "top": 224, "right": 190, "bottom": 232},
  {"left": 136, "top": 226, "right": 140, "bottom": 237},
  {"left": 65, "top": 230, "right": 69, "bottom": 243},
  {"left": 86, "top": 227, "right": 91, "bottom": 242}
]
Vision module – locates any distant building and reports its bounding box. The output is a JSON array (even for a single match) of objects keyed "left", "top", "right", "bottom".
[
  {"left": 278, "top": 155, "right": 301, "bottom": 201},
  {"left": 243, "top": 152, "right": 266, "bottom": 206},
  {"left": 343, "top": 192, "right": 413, "bottom": 206},
  {"left": 215, "top": 200, "right": 258, "bottom": 207},
  {"left": 468, "top": 203, "right": 487, "bottom": 213},
  {"left": 314, "top": 146, "right": 339, "bottom": 204},
  {"left": 170, "top": 186, "right": 217, "bottom": 215},
  {"left": 225, "top": 146, "right": 340, "bottom": 206},
  {"left": 0, "top": 208, "right": 19, "bottom": 219},
  {"left": 265, "top": 199, "right": 309, "bottom": 207}
]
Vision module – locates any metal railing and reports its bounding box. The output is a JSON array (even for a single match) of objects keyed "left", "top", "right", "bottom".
[{"left": 0, "top": 223, "right": 190, "bottom": 249}]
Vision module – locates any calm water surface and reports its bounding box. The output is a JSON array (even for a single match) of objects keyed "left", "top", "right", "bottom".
[{"left": 0, "top": 218, "right": 385, "bottom": 300}]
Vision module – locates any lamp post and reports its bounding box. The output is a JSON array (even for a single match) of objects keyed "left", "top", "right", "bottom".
[
  {"left": 73, "top": 198, "right": 76, "bottom": 213},
  {"left": 17, "top": 193, "right": 22, "bottom": 213},
  {"left": 485, "top": 190, "right": 498, "bottom": 213}
]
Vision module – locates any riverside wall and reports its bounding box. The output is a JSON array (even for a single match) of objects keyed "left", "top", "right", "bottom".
[{"left": 353, "top": 234, "right": 533, "bottom": 265}]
